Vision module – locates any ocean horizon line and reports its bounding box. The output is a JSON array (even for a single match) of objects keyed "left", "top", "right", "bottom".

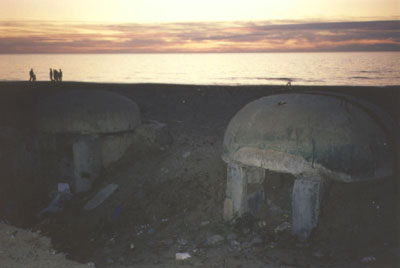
[{"left": 1, "top": 51, "right": 400, "bottom": 55}]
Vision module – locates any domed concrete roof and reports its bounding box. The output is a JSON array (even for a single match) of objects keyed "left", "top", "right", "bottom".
[
  {"left": 36, "top": 90, "right": 141, "bottom": 134},
  {"left": 223, "top": 93, "right": 393, "bottom": 182}
]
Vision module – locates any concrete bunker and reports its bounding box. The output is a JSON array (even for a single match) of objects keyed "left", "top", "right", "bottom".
[
  {"left": 222, "top": 93, "right": 395, "bottom": 241},
  {"left": 36, "top": 90, "right": 141, "bottom": 193}
]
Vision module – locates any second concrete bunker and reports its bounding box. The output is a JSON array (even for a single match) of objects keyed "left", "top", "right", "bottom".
[{"left": 222, "top": 93, "right": 394, "bottom": 240}]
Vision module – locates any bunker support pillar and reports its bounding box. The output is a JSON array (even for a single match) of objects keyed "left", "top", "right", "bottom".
[
  {"left": 223, "top": 163, "right": 265, "bottom": 220},
  {"left": 291, "top": 175, "right": 325, "bottom": 241},
  {"left": 72, "top": 135, "right": 102, "bottom": 193},
  {"left": 223, "top": 163, "right": 248, "bottom": 220}
]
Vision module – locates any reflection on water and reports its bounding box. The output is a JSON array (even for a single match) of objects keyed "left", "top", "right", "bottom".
[{"left": 0, "top": 52, "right": 399, "bottom": 86}]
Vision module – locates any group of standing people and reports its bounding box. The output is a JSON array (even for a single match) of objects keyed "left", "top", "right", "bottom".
[
  {"left": 28, "top": 68, "right": 63, "bottom": 82},
  {"left": 50, "top": 68, "right": 63, "bottom": 82}
]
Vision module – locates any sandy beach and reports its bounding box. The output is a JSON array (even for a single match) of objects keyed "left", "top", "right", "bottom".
[{"left": 0, "top": 81, "right": 399, "bottom": 267}]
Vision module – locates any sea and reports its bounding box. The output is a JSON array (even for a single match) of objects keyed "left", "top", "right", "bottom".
[{"left": 0, "top": 52, "right": 399, "bottom": 86}]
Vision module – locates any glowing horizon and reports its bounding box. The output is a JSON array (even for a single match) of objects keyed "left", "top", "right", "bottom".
[{"left": 0, "top": 0, "right": 399, "bottom": 53}]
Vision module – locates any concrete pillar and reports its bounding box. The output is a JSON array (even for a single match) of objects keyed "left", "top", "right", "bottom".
[
  {"left": 223, "top": 163, "right": 265, "bottom": 220},
  {"left": 72, "top": 135, "right": 102, "bottom": 193},
  {"left": 247, "top": 184, "right": 265, "bottom": 217},
  {"left": 247, "top": 167, "right": 265, "bottom": 216},
  {"left": 224, "top": 163, "right": 247, "bottom": 220},
  {"left": 291, "top": 176, "right": 324, "bottom": 241}
]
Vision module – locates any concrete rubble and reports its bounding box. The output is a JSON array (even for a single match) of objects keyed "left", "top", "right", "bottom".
[
  {"left": 83, "top": 183, "right": 119, "bottom": 210},
  {"left": 40, "top": 183, "right": 72, "bottom": 214}
]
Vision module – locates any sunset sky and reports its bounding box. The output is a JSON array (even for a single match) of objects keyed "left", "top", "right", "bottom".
[{"left": 0, "top": 0, "right": 399, "bottom": 53}]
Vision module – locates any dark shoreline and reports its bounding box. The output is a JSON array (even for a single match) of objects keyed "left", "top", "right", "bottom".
[{"left": 1, "top": 81, "right": 399, "bottom": 129}]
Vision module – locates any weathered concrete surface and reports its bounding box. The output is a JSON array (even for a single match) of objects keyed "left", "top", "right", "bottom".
[
  {"left": 223, "top": 93, "right": 394, "bottom": 181},
  {"left": 244, "top": 165, "right": 265, "bottom": 184},
  {"left": 230, "top": 147, "right": 311, "bottom": 176},
  {"left": 72, "top": 135, "right": 102, "bottom": 193},
  {"left": 224, "top": 163, "right": 248, "bottom": 219},
  {"left": 224, "top": 164, "right": 267, "bottom": 218},
  {"left": 0, "top": 83, "right": 398, "bottom": 267},
  {"left": 247, "top": 183, "right": 265, "bottom": 216},
  {"left": 35, "top": 90, "right": 142, "bottom": 193},
  {"left": 291, "top": 176, "right": 324, "bottom": 241},
  {"left": 222, "top": 93, "right": 396, "bottom": 240},
  {"left": 36, "top": 90, "right": 141, "bottom": 134}
]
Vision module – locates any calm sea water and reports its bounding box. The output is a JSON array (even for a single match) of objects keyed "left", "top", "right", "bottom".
[{"left": 0, "top": 52, "right": 399, "bottom": 86}]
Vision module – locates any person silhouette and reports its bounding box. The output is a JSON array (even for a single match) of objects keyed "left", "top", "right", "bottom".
[
  {"left": 53, "top": 69, "right": 59, "bottom": 82},
  {"left": 59, "top": 69, "right": 63, "bottom": 82},
  {"left": 29, "top": 68, "right": 35, "bottom": 82},
  {"left": 50, "top": 68, "right": 53, "bottom": 81}
]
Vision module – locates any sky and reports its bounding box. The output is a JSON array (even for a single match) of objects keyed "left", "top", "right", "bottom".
[{"left": 0, "top": 0, "right": 399, "bottom": 53}]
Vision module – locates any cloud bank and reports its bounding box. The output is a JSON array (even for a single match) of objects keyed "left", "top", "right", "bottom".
[{"left": 0, "top": 20, "right": 398, "bottom": 53}]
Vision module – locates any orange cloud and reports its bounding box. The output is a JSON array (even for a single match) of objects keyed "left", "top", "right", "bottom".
[{"left": 0, "top": 20, "right": 398, "bottom": 53}]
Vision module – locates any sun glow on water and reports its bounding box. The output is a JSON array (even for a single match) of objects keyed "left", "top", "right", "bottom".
[{"left": 0, "top": 52, "right": 398, "bottom": 86}]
